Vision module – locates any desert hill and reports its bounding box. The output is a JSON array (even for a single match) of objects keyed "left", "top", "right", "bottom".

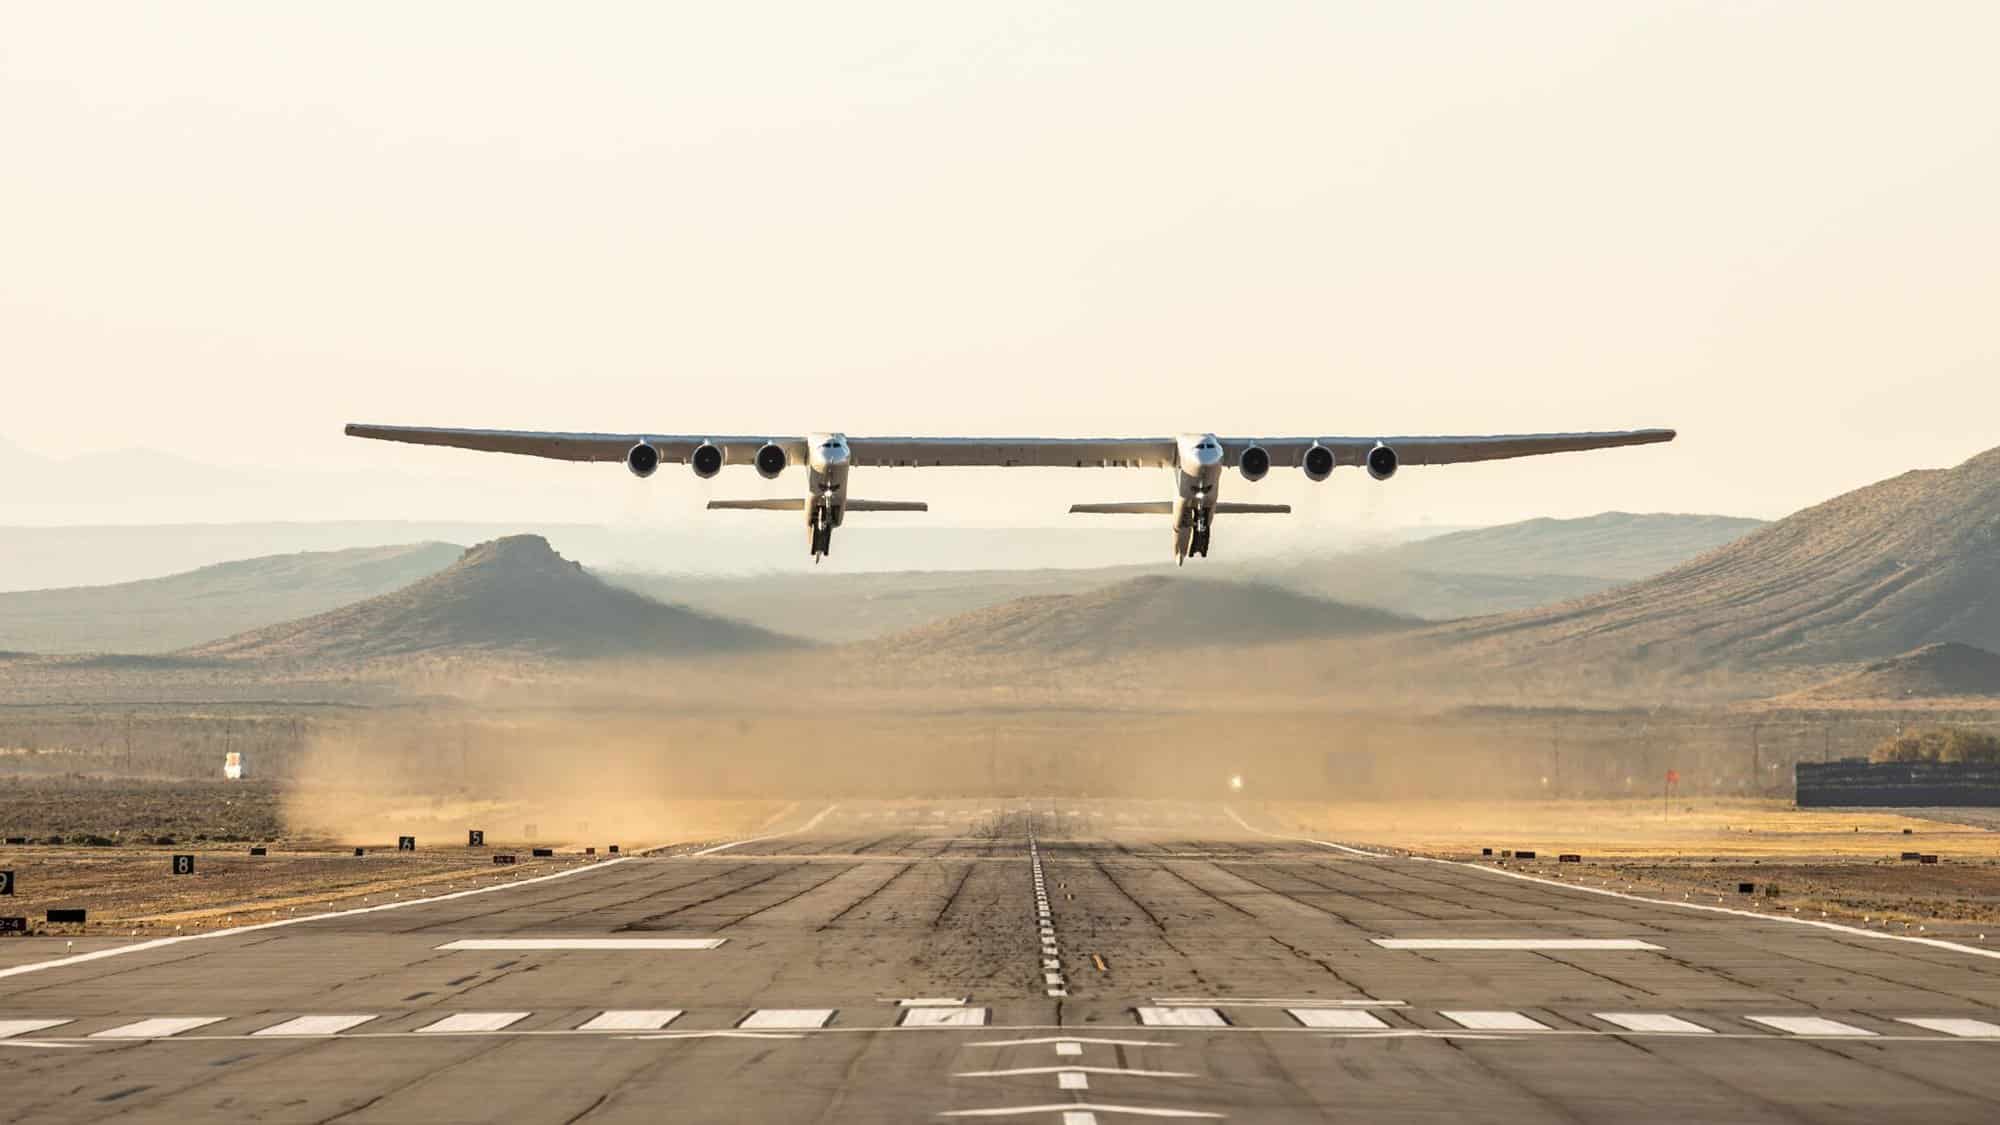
[
  {"left": 185, "top": 535, "right": 786, "bottom": 665},
  {"left": 613, "top": 512, "right": 1758, "bottom": 640},
  {"left": 0, "top": 542, "right": 463, "bottom": 654},
  {"left": 1445, "top": 445, "right": 2000, "bottom": 676},
  {"left": 1791, "top": 643, "right": 2000, "bottom": 702},
  {"left": 873, "top": 574, "right": 1415, "bottom": 661}
]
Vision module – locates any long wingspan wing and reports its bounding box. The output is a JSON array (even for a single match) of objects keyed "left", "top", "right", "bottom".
[
  {"left": 1229, "top": 429, "right": 1675, "bottom": 469},
  {"left": 343, "top": 424, "right": 806, "bottom": 466}
]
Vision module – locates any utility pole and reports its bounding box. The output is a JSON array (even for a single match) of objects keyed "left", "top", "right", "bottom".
[{"left": 1751, "top": 723, "right": 1762, "bottom": 794}]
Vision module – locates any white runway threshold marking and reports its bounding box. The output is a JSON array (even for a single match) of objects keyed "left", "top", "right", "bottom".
[
  {"left": 577, "top": 1010, "right": 683, "bottom": 1031},
  {"left": 0, "top": 1019, "right": 72, "bottom": 1039},
  {"left": 1136, "top": 1007, "right": 1227, "bottom": 1027},
  {"left": 1290, "top": 1008, "right": 1388, "bottom": 1029},
  {"left": 1595, "top": 1013, "right": 1712, "bottom": 1034},
  {"left": 1898, "top": 1018, "right": 2000, "bottom": 1038},
  {"left": 1440, "top": 1010, "right": 1551, "bottom": 1031},
  {"left": 1746, "top": 1016, "right": 1875, "bottom": 1037},
  {"left": 254, "top": 1015, "right": 378, "bottom": 1037},
  {"left": 1374, "top": 938, "right": 1662, "bottom": 951},
  {"left": 740, "top": 1009, "right": 835, "bottom": 1030},
  {"left": 435, "top": 938, "right": 724, "bottom": 951},
  {"left": 417, "top": 1012, "right": 531, "bottom": 1034},
  {"left": 901, "top": 1007, "right": 988, "bottom": 1028},
  {"left": 91, "top": 1017, "right": 225, "bottom": 1039}
]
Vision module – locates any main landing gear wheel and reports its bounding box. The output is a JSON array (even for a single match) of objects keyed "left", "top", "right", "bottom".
[
  {"left": 1189, "top": 513, "right": 1211, "bottom": 558},
  {"left": 810, "top": 514, "right": 833, "bottom": 560}
]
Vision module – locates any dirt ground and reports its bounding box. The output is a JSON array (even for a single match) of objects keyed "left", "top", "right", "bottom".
[
  {"left": 0, "top": 778, "right": 790, "bottom": 936},
  {"left": 1265, "top": 797, "right": 2000, "bottom": 940}
]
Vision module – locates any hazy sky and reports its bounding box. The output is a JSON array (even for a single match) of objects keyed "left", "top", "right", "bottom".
[{"left": 3, "top": 3, "right": 1997, "bottom": 533}]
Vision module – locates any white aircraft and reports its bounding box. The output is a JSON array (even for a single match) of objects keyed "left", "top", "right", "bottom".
[{"left": 345, "top": 424, "right": 1675, "bottom": 563}]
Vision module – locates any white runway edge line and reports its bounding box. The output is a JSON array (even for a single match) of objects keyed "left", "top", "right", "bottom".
[
  {"left": 435, "top": 938, "right": 725, "bottom": 951},
  {"left": 1408, "top": 853, "right": 2000, "bottom": 965},
  {"left": 1373, "top": 938, "right": 1662, "bottom": 951},
  {"left": 0, "top": 803, "right": 838, "bottom": 982},
  {"left": 1223, "top": 807, "right": 1382, "bottom": 858}
]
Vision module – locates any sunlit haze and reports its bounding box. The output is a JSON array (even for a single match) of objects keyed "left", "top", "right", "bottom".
[{"left": 4, "top": 4, "right": 1996, "bottom": 559}]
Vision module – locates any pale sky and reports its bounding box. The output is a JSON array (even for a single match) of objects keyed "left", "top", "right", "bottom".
[{"left": 3, "top": 3, "right": 1997, "bottom": 538}]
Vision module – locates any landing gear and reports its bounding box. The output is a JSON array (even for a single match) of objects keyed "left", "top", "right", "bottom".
[
  {"left": 1188, "top": 510, "right": 1211, "bottom": 558},
  {"left": 809, "top": 503, "right": 834, "bottom": 561}
]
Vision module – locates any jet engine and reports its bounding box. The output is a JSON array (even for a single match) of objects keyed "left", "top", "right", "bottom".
[
  {"left": 690, "top": 442, "right": 724, "bottom": 479},
  {"left": 1366, "top": 443, "right": 1399, "bottom": 481},
  {"left": 626, "top": 441, "right": 661, "bottom": 479},
  {"left": 1302, "top": 443, "right": 1334, "bottom": 482},
  {"left": 755, "top": 442, "right": 789, "bottom": 480},
  {"left": 1238, "top": 444, "right": 1271, "bottom": 482}
]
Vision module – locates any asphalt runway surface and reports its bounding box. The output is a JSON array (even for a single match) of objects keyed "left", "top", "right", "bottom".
[{"left": 4, "top": 800, "right": 2000, "bottom": 1123}]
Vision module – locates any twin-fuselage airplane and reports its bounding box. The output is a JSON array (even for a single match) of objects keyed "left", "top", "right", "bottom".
[{"left": 344, "top": 424, "right": 1676, "bottom": 563}]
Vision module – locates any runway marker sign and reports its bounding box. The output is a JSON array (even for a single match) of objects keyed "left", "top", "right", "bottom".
[
  {"left": 172, "top": 855, "right": 195, "bottom": 876},
  {"left": 249, "top": 847, "right": 267, "bottom": 856},
  {"left": 468, "top": 830, "right": 484, "bottom": 847},
  {"left": 46, "top": 909, "right": 85, "bottom": 923},
  {"left": 399, "top": 836, "right": 416, "bottom": 852},
  {"left": 0, "top": 917, "right": 24, "bottom": 933},
  {"left": 493, "top": 854, "right": 516, "bottom": 866},
  {"left": 532, "top": 848, "right": 554, "bottom": 858},
  {"left": 0, "top": 870, "right": 12, "bottom": 895}
]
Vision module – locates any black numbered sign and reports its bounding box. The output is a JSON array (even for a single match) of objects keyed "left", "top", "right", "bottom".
[
  {"left": 398, "top": 836, "right": 416, "bottom": 851},
  {"left": 493, "top": 854, "right": 516, "bottom": 866},
  {"left": 172, "top": 855, "right": 195, "bottom": 875},
  {"left": 0, "top": 870, "right": 12, "bottom": 896},
  {"left": 468, "top": 830, "right": 485, "bottom": 847},
  {"left": 0, "top": 916, "right": 25, "bottom": 933}
]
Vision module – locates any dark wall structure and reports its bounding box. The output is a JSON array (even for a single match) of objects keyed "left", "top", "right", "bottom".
[{"left": 1796, "top": 760, "right": 2000, "bottom": 807}]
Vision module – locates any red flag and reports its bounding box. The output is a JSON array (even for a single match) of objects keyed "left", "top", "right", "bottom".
[{"left": 1666, "top": 769, "right": 1681, "bottom": 785}]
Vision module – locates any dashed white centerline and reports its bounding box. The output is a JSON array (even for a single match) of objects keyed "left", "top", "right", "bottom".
[{"left": 1031, "top": 831, "right": 1066, "bottom": 998}]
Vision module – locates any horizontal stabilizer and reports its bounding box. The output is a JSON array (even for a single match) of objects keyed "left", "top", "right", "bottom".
[
  {"left": 707, "top": 498, "right": 806, "bottom": 511},
  {"left": 1214, "top": 502, "right": 1292, "bottom": 514},
  {"left": 844, "top": 499, "right": 929, "bottom": 512},
  {"left": 1069, "top": 502, "right": 1174, "bottom": 515}
]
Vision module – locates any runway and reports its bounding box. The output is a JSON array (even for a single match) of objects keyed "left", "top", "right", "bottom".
[{"left": 4, "top": 800, "right": 2000, "bottom": 1122}]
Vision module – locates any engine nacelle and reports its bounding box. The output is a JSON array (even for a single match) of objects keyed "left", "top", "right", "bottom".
[
  {"left": 754, "top": 442, "right": 789, "bottom": 480},
  {"left": 690, "top": 442, "right": 724, "bottom": 479},
  {"left": 1367, "top": 442, "right": 1399, "bottom": 481},
  {"left": 1302, "top": 443, "right": 1335, "bottom": 482},
  {"left": 626, "top": 441, "right": 661, "bottom": 479},
  {"left": 1238, "top": 444, "right": 1271, "bottom": 482}
]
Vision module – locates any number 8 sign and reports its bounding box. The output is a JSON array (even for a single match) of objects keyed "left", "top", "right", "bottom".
[{"left": 172, "top": 855, "right": 195, "bottom": 875}]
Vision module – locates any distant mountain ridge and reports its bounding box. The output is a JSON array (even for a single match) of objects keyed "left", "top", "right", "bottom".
[
  {"left": 185, "top": 535, "right": 786, "bottom": 666},
  {"left": 873, "top": 574, "right": 1416, "bottom": 661},
  {"left": 0, "top": 542, "right": 464, "bottom": 654}
]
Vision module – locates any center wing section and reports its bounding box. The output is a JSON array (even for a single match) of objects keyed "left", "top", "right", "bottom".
[{"left": 845, "top": 437, "right": 1177, "bottom": 469}]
